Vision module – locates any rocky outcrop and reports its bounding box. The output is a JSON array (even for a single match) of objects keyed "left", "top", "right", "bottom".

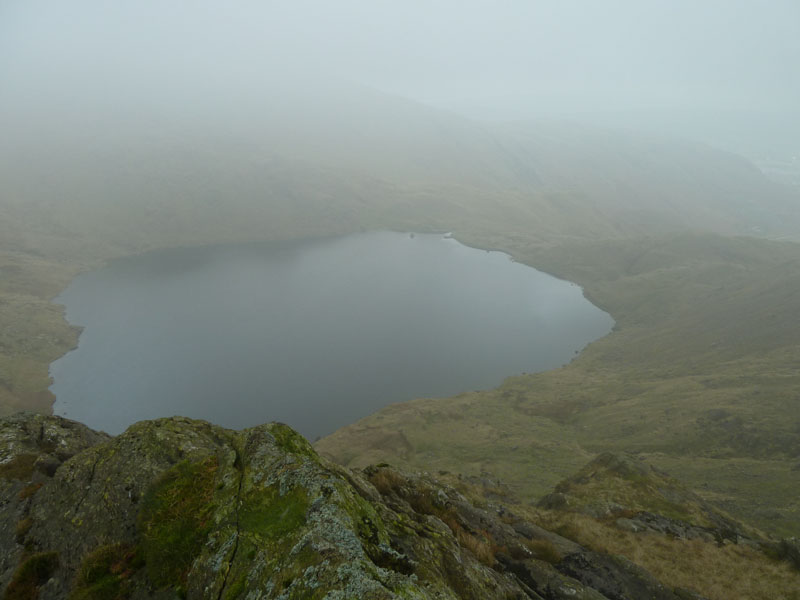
[
  {"left": 0, "top": 412, "right": 110, "bottom": 594},
  {"left": 537, "top": 452, "right": 757, "bottom": 545},
  {"left": 1, "top": 414, "right": 708, "bottom": 599}
]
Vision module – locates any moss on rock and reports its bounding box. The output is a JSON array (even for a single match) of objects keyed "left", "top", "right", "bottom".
[
  {"left": 3, "top": 551, "right": 59, "bottom": 600},
  {"left": 69, "top": 543, "right": 142, "bottom": 600},
  {"left": 266, "top": 423, "right": 317, "bottom": 459},
  {"left": 137, "top": 456, "right": 219, "bottom": 592},
  {"left": 239, "top": 484, "right": 309, "bottom": 541}
]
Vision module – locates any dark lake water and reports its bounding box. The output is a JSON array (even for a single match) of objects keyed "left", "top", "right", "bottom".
[{"left": 50, "top": 232, "right": 613, "bottom": 439}]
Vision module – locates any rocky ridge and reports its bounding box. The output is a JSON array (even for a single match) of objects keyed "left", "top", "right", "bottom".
[{"left": 0, "top": 413, "right": 731, "bottom": 600}]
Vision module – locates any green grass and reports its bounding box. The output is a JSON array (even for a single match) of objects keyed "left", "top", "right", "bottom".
[
  {"left": 648, "top": 455, "right": 800, "bottom": 538},
  {"left": 137, "top": 456, "right": 218, "bottom": 593},
  {"left": 3, "top": 552, "right": 59, "bottom": 600},
  {"left": 239, "top": 484, "right": 309, "bottom": 540},
  {"left": 69, "top": 544, "right": 143, "bottom": 600}
]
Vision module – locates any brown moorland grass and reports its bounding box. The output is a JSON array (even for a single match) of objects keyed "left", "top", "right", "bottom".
[{"left": 527, "top": 508, "right": 800, "bottom": 600}]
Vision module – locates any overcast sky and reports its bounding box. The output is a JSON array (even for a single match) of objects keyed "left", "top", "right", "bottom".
[{"left": 2, "top": 0, "right": 799, "bottom": 121}]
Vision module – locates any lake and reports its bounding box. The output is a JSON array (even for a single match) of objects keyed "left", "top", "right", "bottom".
[{"left": 50, "top": 232, "right": 613, "bottom": 439}]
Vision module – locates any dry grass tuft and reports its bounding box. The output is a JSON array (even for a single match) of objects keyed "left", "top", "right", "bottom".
[
  {"left": 454, "top": 528, "right": 496, "bottom": 566},
  {"left": 524, "top": 538, "right": 563, "bottom": 564},
  {"left": 367, "top": 467, "right": 406, "bottom": 496},
  {"left": 15, "top": 517, "right": 33, "bottom": 543},
  {"left": 0, "top": 454, "right": 39, "bottom": 481},
  {"left": 18, "top": 482, "right": 43, "bottom": 500}
]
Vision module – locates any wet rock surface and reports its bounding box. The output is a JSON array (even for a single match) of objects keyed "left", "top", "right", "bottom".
[{"left": 1, "top": 414, "right": 711, "bottom": 599}]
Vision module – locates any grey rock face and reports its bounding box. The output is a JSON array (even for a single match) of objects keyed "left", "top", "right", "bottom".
[
  {"left": 0, "top": 413, "right": 110, "bottom": 592},
  {"left": 1, "top": 414, "right": 709, "bottom": 599}
]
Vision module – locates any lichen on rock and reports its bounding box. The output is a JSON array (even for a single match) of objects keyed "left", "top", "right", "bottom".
[{"left": 0, "top": 414, "right": 723, "bottom": 599}]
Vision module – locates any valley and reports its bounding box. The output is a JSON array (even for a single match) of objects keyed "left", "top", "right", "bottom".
[{"left": 1, "top": 99, "right": 799, "bottom": 597}]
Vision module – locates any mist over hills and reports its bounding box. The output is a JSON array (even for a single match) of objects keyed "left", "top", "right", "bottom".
[{"left": 2, "top": 82, "right": 798, "bottom": 265}]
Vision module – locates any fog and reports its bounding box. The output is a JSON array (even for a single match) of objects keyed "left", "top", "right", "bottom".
[
  {"left": 2, "top": 0, "right": 799, "bottom": 245},
  {"left": 2, "top": 1, "right": 798, "bottom": 132}
]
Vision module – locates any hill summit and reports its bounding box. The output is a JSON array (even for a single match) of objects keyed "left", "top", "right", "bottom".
[{"left": 9, "top": 412, "right": 792, "bottom": 599}]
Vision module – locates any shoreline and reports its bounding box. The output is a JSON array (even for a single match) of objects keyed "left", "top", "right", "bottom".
[{"left": 45, "top": 229, "right": 615, "bottom": 435}]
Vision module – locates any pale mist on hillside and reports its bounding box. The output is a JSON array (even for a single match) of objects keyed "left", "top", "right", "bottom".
[{"left": 1, "top": 0, "right": 798, "bottom": 239}]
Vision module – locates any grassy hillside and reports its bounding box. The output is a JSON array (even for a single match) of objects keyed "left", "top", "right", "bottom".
[
  {"left": 435, "top": 453, "right": 800, "bottom": 600},
  {"left": 317, "top": 233, "right": 800, "bottom": 537}
]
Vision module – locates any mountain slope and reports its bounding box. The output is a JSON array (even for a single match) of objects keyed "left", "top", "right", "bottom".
[
  {"left": 2, "top": 83, "right": 798, "bottom": 259},
  {"left": 316, "top": 233, "right": 800, "bottom": 537},
  {"left": 2, "top": 412, "right": 757, "bottom": 600}
]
